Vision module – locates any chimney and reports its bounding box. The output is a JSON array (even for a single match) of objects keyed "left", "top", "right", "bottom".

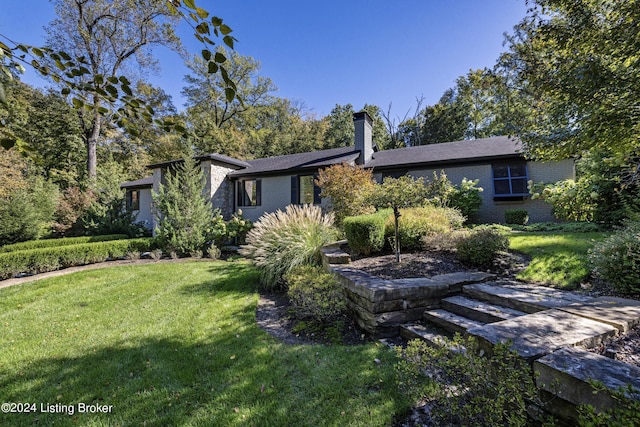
[{"left": 353, "top": 111, "right": 374, "bottom": 165}]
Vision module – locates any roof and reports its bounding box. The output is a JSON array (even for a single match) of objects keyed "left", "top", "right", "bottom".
[
  {"left": 120, "top": 176, "right": 153, "bottom": 189},
  {"left": 228, "top": 146, "right": 360, "bottom": 178},
  {"left": 365, "top": 136, "right": 523, "bottom": 170},
  {"left": 147, "top": 153, "right": 251, "bottom": 170}
]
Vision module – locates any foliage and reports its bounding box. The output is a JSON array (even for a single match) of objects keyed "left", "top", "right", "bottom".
[
  {"left": 448, "top": 177, "right": 483, "bottom": 221},
  {"left": 530, "top": 178, "right": 598, "bottom": 222},
  {"left": 456, "top": 226, "right": 510, "bottom": 267},
  {"left": 0, "top": 176, "right": 59, "bottom": 246},
  {"left": 502, "top": 0, "right": 640, "bottom": 171},
  {"left": 52, "top": 186, "right": 96, "bottom": 237},
  {"left": 396, "top": 335, "right": 541, "bottom": 427},
  {"left": 578, "top": 383, "right": 640, "bottom": 427},
  {"left": 422, "top": 229, "right": 469, "bottom": 252},
  {"left": 239, "top": 204, "right": 338, "bottom": 289},
  {"left": 589, "top": 222, "right": 640, "bottom": 295},
  {"left": 504, "top": 209, "right": 529, "bottom": 226},
  {"left": 509, "top": 221, "right": 601, "bottom": 233},
  {"left": 153, "top": 154, "right": 219, "bottom": 256},
  {"left": 0, "top": 238, "right": 154, "bottom": 279},
  {"left": 369, "top": 175, "right": 430, "bottom": 262},
  {"left": 323, "top": 103, "right": 390, "bottom": 150},
  {"left": 0, "top": 234, "right": 129, "bottom": 253},
  {"left": 0, "top": 261, "right": 406, "bottom": 426},
  {"left": 384, "top": 206, "right": 465, "bottom": 252},
  {"left": 84, "top": 161, "right": 138, "bottom": 237},
  {"left": 284, "top": 265, "right": 346, "bottom": 323},
  {"left": 420, "top": 88, "right": 468, "bottom": 144},
  {"left": 225, "top": 210, "right": 253, "bottom": 245},
  {"left": 316, "top": 162, "right": 376, "bottom": 226},
  {"left": 510, "top": 231, "right": 607, "bottom": 289},
  {"left": 343, "top": 209, "right": 390, "bottom": 256}
]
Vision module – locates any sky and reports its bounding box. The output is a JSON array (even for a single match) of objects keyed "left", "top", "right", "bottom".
[{"left": 0, "top": 0, "right": 529, "bottom": 119}]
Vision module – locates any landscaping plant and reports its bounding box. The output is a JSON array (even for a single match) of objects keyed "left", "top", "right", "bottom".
[
  {"left": 457, "top": 225, "right": 510, "bottom": 268},
  {"left": 239, "top": 204, "right": 338, "bottom": 289},
  {"left": 285, "top": 265, "right": 346, "bottom": 323},
  {"left": 589, "top": 221, "right": 640, "bottom": 295},
  {"left": 505, "top": 208, "right": 529, "bottom": 226},
  {"left": 384, "top": 205, "right": 465, "bottom": 251},
  {"left": 343, "top": 209, "right": 390, "bottom": 255}
]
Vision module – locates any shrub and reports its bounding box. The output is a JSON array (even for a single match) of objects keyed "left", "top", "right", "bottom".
[
  {"left": 316, "top": 163, "right": 376, "bottom": 226},
  {"left": 504, "top": 209, "right": 529, "bottom": 225},
  {"left": 149, "top": 249, "right": 163, "bottom": 261},
  {"left": 0, "top": 238, "right": 155, "bottom": 279},
  {"left": 285, "top": 265, "right": 346, "bottom": 323},
  {"left": 154, "top": 154, "right": 220, "bottom": 256},
  {"left": 448, "top": 178, "right": 483, "bottom": 221},
  {"left": 422, "top": 229, "right": 469, "bottom": 252},
  {"left": 225, "top": 210, "right": 253, "bottom": 245},
  {"left": 343, "top": 209, "right": 389, "bottom": 255},
  {"left": 589, "top": 222, "right": 640, "bottom": 295},
  {"left": 384, "top": 206, "right": 465, "bottom": 251},
  {"left": 396, "top": 335, "right": 542, "bottom": 427},
  {"left": 52, "top": 186, "right": 95, "bottom": 237},
  {"left": 207, "top": 246, "right": 221, "bottom": 260},
  {"left": 510, "top": 221, "right": 601, "bottom": 233},
  {"left": 457, "top": 226, "right": 510, "bottom": 267},
  {"left": 239, "top": 204, "right": 338, "bottom": 289},
  {"left": 0, "top": 234, "right": 129, "bottom": 253}
]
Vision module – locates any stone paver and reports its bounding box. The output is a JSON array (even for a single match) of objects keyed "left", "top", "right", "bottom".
[
  {"left": 559, "top": 296, "right": 640, "bottom": 333},
  {"left": 468, "top": 309, "right": 618, "bottom": 362},
  {"left": 535, "top": 347, "right": 640, "bottom": 412},
  {"left": 441, "top": 295, "right": 527, "bottom": 323}
]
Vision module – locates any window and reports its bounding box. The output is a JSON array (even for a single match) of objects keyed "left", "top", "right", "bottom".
[
  {"left": 291, "top": 175, "right": 321, "bottom": 205},
  {"left": 237, "top": 179, "right": 261, "bottom": 207},
  {"left": 493, "top": 162, "right": 529, "bottom": 198},
  {"left": 126, "top": 190, "right": 140, "bottom": 211}
]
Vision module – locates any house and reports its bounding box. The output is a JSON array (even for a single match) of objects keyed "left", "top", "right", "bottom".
[{"left": 121, "top": 111, "right": 574, "bottom": 228}]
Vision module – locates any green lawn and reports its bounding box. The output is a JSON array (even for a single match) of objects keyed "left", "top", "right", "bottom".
[
  {"left": 509, "top": 231, "right": 608, "bottom": 289},
  {"left": 0, "top": 261, "right": 407, "bottom": 426}
]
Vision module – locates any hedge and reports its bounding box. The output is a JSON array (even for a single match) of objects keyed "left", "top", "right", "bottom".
[
  {"left": 0, "top": 238, "right": 155, "bottom": 280},
  {"left": 0, "top": 234, "right": 130, "bottom": 253},
  {"left": 343, "top": 209, "right": 390, "bottom": 255}
]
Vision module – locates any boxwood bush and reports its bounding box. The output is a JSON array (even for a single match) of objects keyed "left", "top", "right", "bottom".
[
  {"left": 285, "top": 265, "right": 346, "bottom": 323},
  {"left": 504, "top": 209, "right": 529, "bottom": 226},
  {"left": 0, "top": 238, "right": 155, "bottom": 279},
  {"left": 343, "top": 209, "right": 390, "bottom": 255},
  {"left": 456, "top": 226, "right": 510, "bottom": 268},
  {"left": 0, "top": 234, "right": 129, "bottom": 253}
]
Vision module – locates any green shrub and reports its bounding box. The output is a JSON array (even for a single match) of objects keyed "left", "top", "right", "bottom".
[
  {"left": 505, "top": 209, "right": 529, "bottom": 225},
  {"left": 510, "top": 221, "right": 602, "bottom": 233},
  {"left": 578, "top": 383, "right": 640, "bottom": 426},
  {"left": 396, "top": 335, "right": 542, "bottom": 427},
  {"left": 343, "top": 209, "right": 390, "bottom": 255},
  {"left": 0, "top": 238, "right": 155, "bottom": 279},
  {"left": 0, "top": 234, "right": 129, "bottom": 253},
  {"left": 448, "top": 178, "right": 484, "bottom": 221},
  {"left": 239, "top": 204, "right": 338, "bottom": 289},
  {"left": 225, "top": 210, "right": 253, "bottom": 245},
  {"left": 285, "top": 265, "right": 346, "bottom": 323},
  {"left": 457, "top": 226, "right": 510, "bottom": 267},
  {"left": 589, "top": 222, "right": 640, "bottom": 295},
  {"left": 422, "top": 229, "right": 468, "bottom": 252},
  {"left": 384, "top": 206, "right": 465, "bottom": 251}
]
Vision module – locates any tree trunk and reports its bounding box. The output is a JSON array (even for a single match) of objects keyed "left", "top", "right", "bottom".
[
  {"left": 394, "top": 208, "right": 401, "bottom": 263},
  {"left": 86, "top": 104, "right": 102, "bottom": 182}
]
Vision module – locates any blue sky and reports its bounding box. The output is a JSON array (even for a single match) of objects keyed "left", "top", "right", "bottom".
[{"left": 1, "top": 0, "right": 529, "bottom": 118}]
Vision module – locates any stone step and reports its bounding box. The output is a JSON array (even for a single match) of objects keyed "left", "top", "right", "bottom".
[
  {"left": 559, "top": 296, "right": 640, "bottom": 333},
  {"left": 463, "top": 282, "right": 593, "bottom": 314},
  {"left": 468, "top": 309, "right": 618, "bottom": 363},
  {"left": 441, "top": 295, "right": 527, "bottom": 324},
  {"left": 423, "top": 309, "right": 484, "bottom": 335},
  {"left": 399, "top": 322, "right": 451, "bottom": 347}
]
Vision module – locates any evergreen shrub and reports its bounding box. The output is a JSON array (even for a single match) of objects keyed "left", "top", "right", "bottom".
[
  {"left": 285, "top": 265, "right": 346, "bottom": 323},
  {"left": 457, "top": 226, "right": 510, "bottom": 267},
  {"left": 343, "top": 209, "right": 390, "bottom": 255}
]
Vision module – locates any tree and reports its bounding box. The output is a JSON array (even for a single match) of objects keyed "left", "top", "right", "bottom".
[
  {"left": 153, "top": 154, "right": 217, "bottom": 255},
  {"left": 1, "top": 1, "right": 238, "bottom": 169},
  {"left": 420, "top": 89, "right": 467, "bottom": 144},
  {"left": 502, "top": 0, "right": 640, "bottom": 179},
  {"left": 183, "top": 48, "right": 275, "bottom": 132},
  {"left": 369, "top": 176, "right": 429, "bottom": 262},
  {"left": 324, "top": 103, "right": 389, "bottom": 150},
  {"left": 315, "top": 163, "right": 376, "bottom": 226}
]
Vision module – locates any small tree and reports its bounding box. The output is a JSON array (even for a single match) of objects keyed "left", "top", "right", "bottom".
[
  {"left": 153, "top": 154, "right": 215, "bottom": 256},
  {"left": 369, "top": 175, "right": 429, "bottom": 262},
  {"left": 315, "top": 163, "right": 376, "bottom": 226}
]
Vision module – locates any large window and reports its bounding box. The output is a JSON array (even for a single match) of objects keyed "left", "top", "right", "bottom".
[
  {"left": 493, "top": 162, "right": 529, "bottom": 198},
  {"left": 291, "top": 175, "right": 321, "bottom": 205},
  {"left": 126, "top": 189, "right": 140, "bottom": 211},
  {"left": 237, "top": 179, "right": 261, "bottom": 207}
]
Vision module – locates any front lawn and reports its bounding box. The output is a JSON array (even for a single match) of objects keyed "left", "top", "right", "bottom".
[
  {"left": 0, "top": 261, "right": 407, "bottom": 426},
  {"left": 509, "top": 231, "right": 608, "bottom": 289}
]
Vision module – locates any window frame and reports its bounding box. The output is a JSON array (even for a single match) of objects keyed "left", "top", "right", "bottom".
[
  {"left": 237, "top": 179, "right": 262, "bottom": 207},
  {"left": 126, "top": 189, "right": 140, "bottom": 211},
  {"left": 492, "top": 162, "right": 530, "bottom": 199},
  {"left": 291, "top": 174, "right": 321, "bottom": 205}
]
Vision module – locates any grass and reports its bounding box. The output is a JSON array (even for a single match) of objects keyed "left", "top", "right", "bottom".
[
  {"left": 0, "top": 260, "right": 407, "bottom": 426},
  {"left": 509, "top": 231, "right": 608, "bottom": 289}
]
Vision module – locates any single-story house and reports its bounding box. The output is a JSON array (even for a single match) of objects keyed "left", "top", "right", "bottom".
[{"left": 121, "top": 111, "right": 574, "bottom": 229}]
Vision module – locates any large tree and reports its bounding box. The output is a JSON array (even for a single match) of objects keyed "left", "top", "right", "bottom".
[
  {"left": 44, "top": 0, "right": 182, "bottom": 181},
  {"left": 502, "top": 0, "right": 640, "bottom": 183},
  {"left": 420, "top": 89, "right": 468, "bottom": 144}
]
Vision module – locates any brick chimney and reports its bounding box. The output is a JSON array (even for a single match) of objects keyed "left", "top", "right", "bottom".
[{"left": 353, "top": 111, "right": 374, "bottom": 165}]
